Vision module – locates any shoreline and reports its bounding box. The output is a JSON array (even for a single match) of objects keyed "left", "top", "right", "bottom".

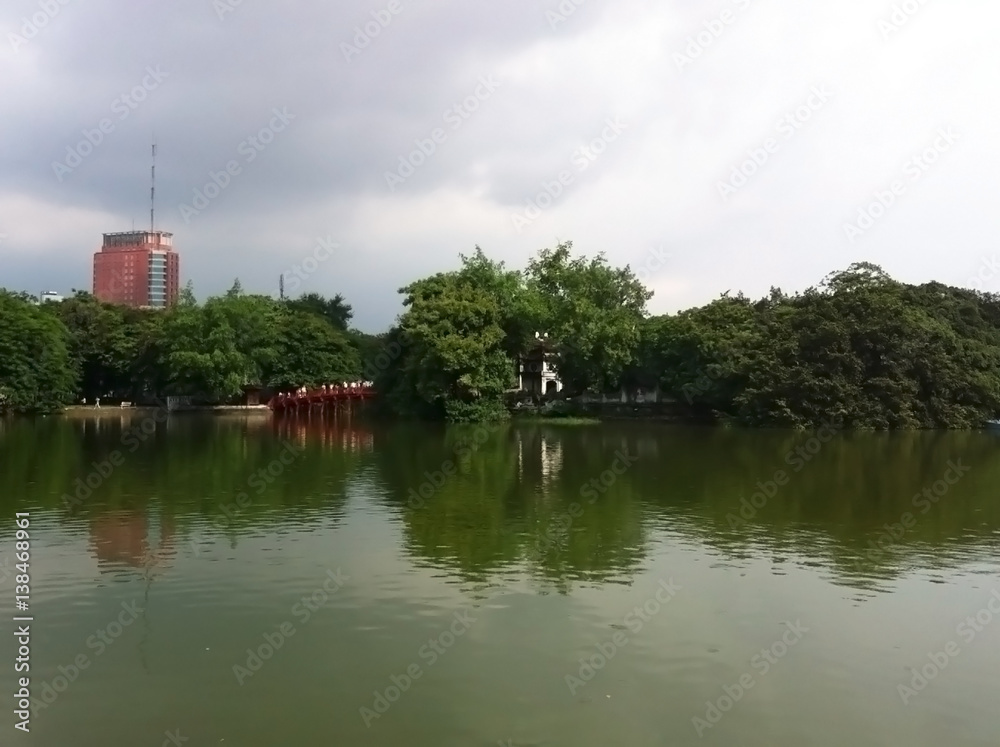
[
  {"left": 7, "top": 407, "right": 999, "bottom": 431},
  {"left": 59, "top": 405, "right": 271, "bottom": 417}
]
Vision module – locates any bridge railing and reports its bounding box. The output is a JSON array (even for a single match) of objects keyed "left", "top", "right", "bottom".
[{"left": 268, "top": 386, "right": 376, "bottom": 411}]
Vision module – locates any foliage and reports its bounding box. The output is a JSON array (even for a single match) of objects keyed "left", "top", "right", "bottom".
[
  {"left": 526, "top": 241, "right": 651, "bottom": 394},
  {"left": 380, "top": 243, "right": 653, "bottom": 420},
  {"left": 0, "top": 282, "right": 365, "bottom": 408},
  {"left": 381, "top": 252, "right": 1000, "bottom": 428},
  {"left": 157, "top": 287, "right": 360, "bottom": 400},
  {"left": 284, "top": 292, "right": 353, "bottom": 331},
  {"left": 270, "top": 309, "right": 360, "bottom": 390},
  {"left": 5, "top": 252, "right": 1000, "bottom": 428},
  {"left": 0, "top": 290, "right": 76, "bottom": 412},
  {"left": 159, "top": 297, "right": 262, "bottom": 399},
  {"left": 645, "top": 264, "right": 1000, "bottom": 428},
  {"left": 45, "top": 292, "right": 164, "bottom": 401},
  {"left": 382, "top": 257, "right": 514, "bottom": 421}
]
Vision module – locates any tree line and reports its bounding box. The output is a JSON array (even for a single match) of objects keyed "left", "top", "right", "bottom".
[
  {"left": 0, "top": 282, "right": 380, "bottom": 412},
  {"left": 374, "top": 246, "right": 1000, "bottom": 428},
  {"left": 3, "top": 245, "right": 1000, "bottom": 428}
]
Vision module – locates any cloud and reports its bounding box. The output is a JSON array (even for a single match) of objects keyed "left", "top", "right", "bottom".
[{"left": 1, "top": 0, "right": 998, "bottom": 330}]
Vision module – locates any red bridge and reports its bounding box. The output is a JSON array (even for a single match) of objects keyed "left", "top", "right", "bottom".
[{"left": 268, "top": 385, "right": 375, "bottom": 413}]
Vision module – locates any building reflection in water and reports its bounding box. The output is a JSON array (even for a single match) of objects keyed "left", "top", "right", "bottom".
[
  {"left": 271, "top": 407, "right": 375, "bottom": 454},
  {"left": 89, "top": 509, "right": 177, "bottom": 577},
  {"left": 88, "top": 507, "right": 177, "bottom": 673},
  {"left": 517, "top": 430, "right": 564, "bottom": 497},
  {"left": 541, "top": 435, "right": 563, "bottom": 491},
  {"left": 74, "top": 411, "right": 162, "bottom": 440}
]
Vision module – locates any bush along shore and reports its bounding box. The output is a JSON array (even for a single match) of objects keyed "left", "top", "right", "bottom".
[{"left": 3, "top": 245, "right": 1000, "bottom": 429}]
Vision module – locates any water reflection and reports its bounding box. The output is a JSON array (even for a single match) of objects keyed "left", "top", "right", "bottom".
[
  {"left": 89, "top": 509, "right": 178, "bottom": 576},
  {"left": 273, "top": 410, "right": 375, "bottom": 454},
  {"left": 519, "top": 429, "right": 564, "bottom": 492},
  {"left": 2, "top": 416, "right": 999, "bottom": 594}
]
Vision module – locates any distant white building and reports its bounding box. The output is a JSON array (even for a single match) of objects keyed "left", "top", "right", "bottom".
[
  {"left": 518, "top": 333, "right": 563, "bottom": 396},
  {"left": 39, "top": 291, "right": 64, "bottom": 304}
]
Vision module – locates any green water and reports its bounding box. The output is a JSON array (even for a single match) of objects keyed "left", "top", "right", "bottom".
[{"left": 1, "top": 414, "right": 999, "bottom": 746}]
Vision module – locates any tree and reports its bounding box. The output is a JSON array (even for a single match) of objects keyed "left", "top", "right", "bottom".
[
  {"left": 178, "top": 280, "right": 196, "bottom": 307},
  {"left": 159, "top": 301, "right": 251, "bottom": 399},
  {"left": 456, "top": 247, "right": 543, "bottom": 359},
  {"left": 641, "top": 265, "right": 1000, "bottom": 428},
  {"left": 639, "top": 297, "right": 759, "bottom": 416},
  {"left": 159, "top": 293, "right": 283, "bottom": 400},
  {"left": 270, "top": 309, "right": 361, "bottom": 389},
  {"left": 46, "top": 293, "right": 137, "bottom": 400},
  {"left": 0, "top": 291, "right": 76, "bottom": 412},
  {"left": 377, "top": 243, "right": 656, "bottom": 420},
  {"left": 284, "top": 292, "right": 353, "bottom": 331},
  {"left": 384, "top": 270, "right": 513, "bottom": 421},
  {"left": 526, "top": 242, "right": 652, "bottom": 394}
]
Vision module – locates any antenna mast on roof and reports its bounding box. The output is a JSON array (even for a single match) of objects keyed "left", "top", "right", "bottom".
[{"left": 150, "top": 140, "right": 156, "bottom": 233}]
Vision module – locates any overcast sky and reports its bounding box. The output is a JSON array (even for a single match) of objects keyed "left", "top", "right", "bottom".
[{"left": 1, "top": 0, "right": 997, "bottom": 331}]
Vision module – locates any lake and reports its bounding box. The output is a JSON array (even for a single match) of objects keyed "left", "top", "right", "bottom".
[{"left": 1, "top": 413, "right": 999, "bottom": 746}]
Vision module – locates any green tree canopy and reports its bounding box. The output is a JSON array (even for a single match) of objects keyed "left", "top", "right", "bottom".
[
  {"left": 527, "top": 241, "right": 652, "bottom": 394},
  {"left": 284, "top": 292, "right": 353, "bottom": 331},
  {"left": 0, "top": 291, "right": 76, "bottom": 412},
  {"left": 645, "top": 264, "right": 1000, "bottom": 428},
  {"left": 386, "top": 267, "right": 513, "bottom": 421}
]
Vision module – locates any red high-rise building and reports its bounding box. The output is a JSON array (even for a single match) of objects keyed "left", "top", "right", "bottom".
[{"left": 93, "top": 231, "right": 180, "bottom": 308}]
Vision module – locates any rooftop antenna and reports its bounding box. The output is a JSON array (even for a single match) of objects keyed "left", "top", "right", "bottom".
[{"left": 150, "top": 139, "right": 156, "bottom": 233}]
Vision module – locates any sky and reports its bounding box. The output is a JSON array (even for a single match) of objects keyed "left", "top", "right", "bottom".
[{"left": 1, "top": 0, "right": 998, "bottom": 332}]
